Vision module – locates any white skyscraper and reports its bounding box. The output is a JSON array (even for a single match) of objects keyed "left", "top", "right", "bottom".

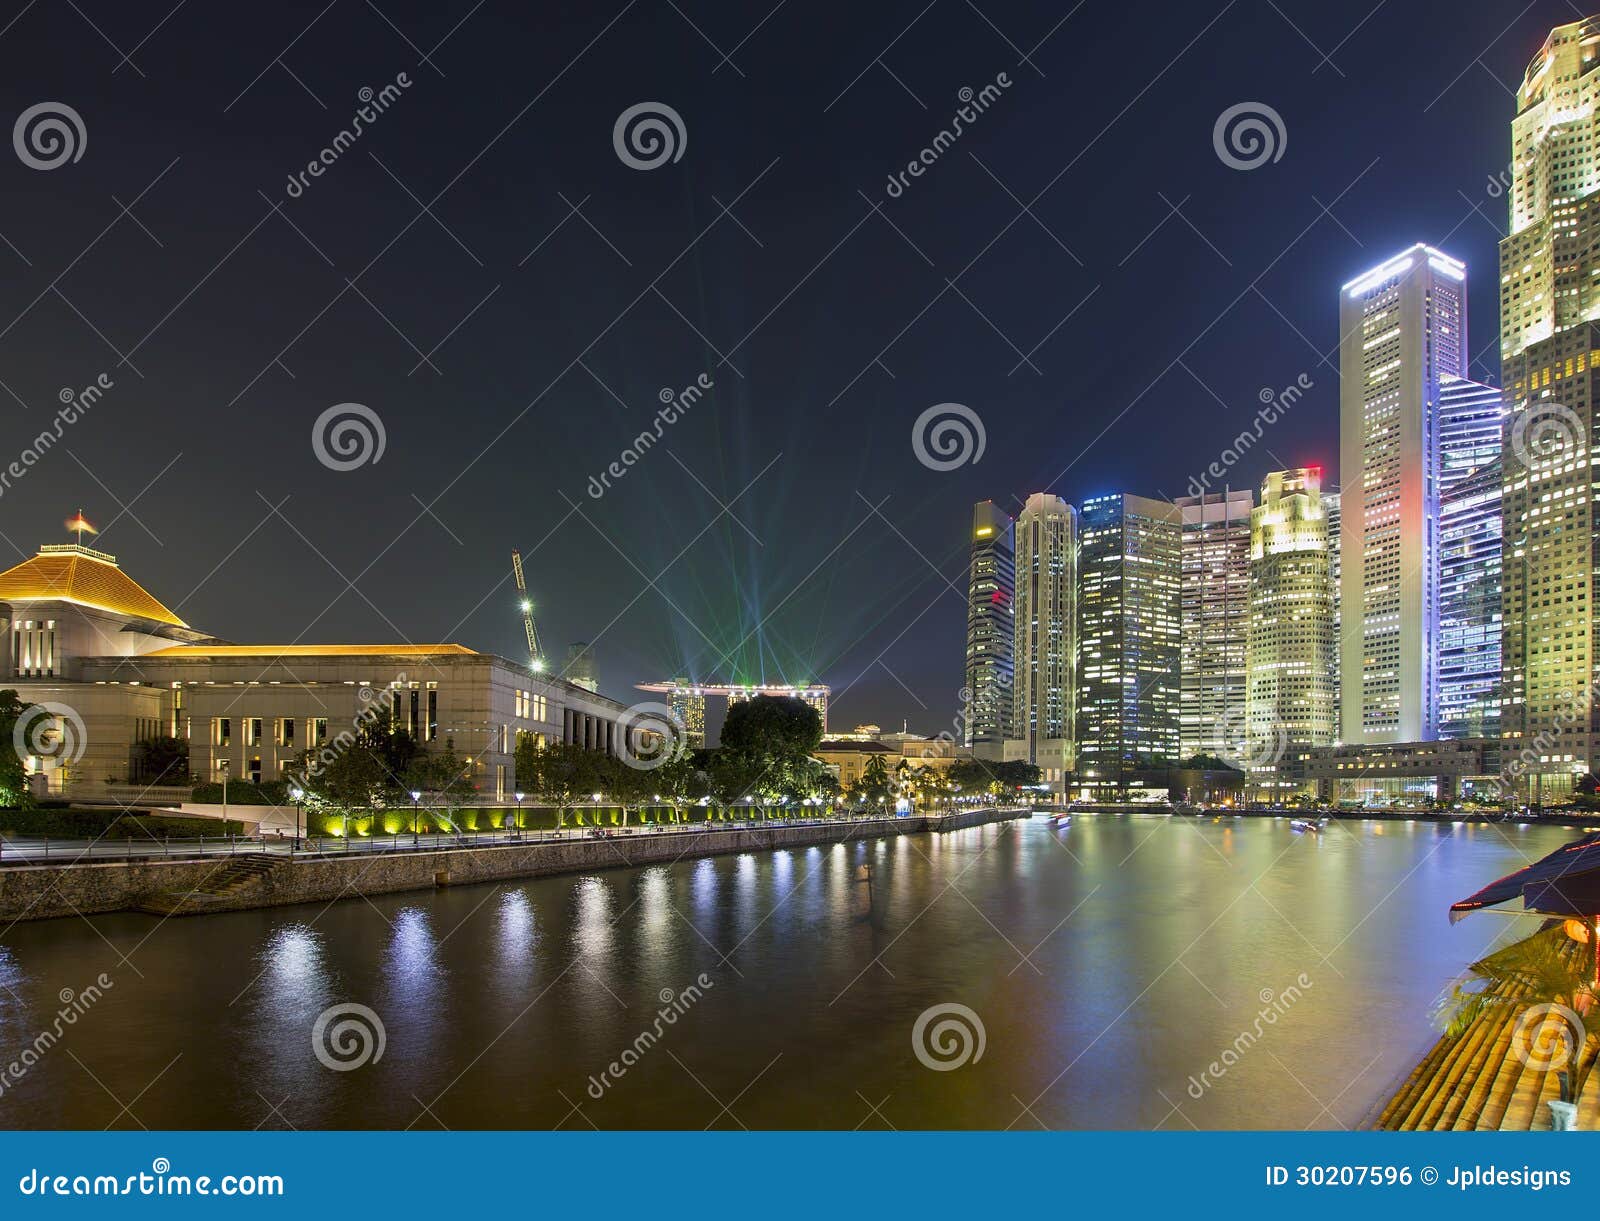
[
  {"left": 1339, "top": 243, "right": 1468, "bottom": 743},
  {"left": 1010, "top": 493, "right": 1076, "bottom": 788}
]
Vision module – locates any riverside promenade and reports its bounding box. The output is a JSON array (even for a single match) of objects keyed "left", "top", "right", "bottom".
[{"left": 0, "top": 806, "right": 1028, "bottom": 923}]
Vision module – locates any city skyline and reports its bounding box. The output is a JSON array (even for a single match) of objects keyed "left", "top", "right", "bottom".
[{"left": 0, "top": 0, "right": 1557, "bottom": 735}]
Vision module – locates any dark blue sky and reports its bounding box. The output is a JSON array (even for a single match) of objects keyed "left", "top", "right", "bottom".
[{"left": 0, "top": 0, "right": 1561, "bottom": 732}]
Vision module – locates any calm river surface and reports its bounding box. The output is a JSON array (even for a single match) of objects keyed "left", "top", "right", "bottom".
[{"left": 0, "top": 815, "right": 1576, "bottom": 1129}]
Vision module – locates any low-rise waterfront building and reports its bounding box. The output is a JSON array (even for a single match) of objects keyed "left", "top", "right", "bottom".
[
  {"left": 1301, "top": 738, "right": 1503, "bottom": 805},
  {"left": 0, "top": 539, "right": 635, "bottom": 800}
]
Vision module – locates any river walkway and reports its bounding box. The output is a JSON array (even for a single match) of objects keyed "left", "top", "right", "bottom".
[{"left": 0, "top": 806, "right": 1028, "bottom": 923}]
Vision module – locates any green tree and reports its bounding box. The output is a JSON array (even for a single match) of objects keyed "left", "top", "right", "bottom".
[
  {"left": 654, "top": 751, "right": 706, "bottom": 822},
  {"left": 134, "top": 736, "right": 190, "bottom": 786},
  {"left": 858, "top": 754, "right": 893, "bottom": 811},
  {"left": 711, "top": 695, "right": 822, "bottom": 815},
  {"left": 514, "top": 736, "right": 606, "bottom": 826},
  {"left": 0, "top": 690, "right": 32, "bottom": 806}
]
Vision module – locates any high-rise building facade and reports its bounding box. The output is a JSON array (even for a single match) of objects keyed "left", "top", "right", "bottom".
[
  {"left": 1440, "top": 462, "right": 1504, "bottom": 740},
  {"left": 1500, "top": 17, "right": 1600, "bottom": 796},
  {"left": 1076, "top": 493, "right": 1183, "bottom": 791},
  {"left": 1323, "top": 487, "right": 1342, "bottom": 738},
  {"left": 1009, "top": 493, "right": 1077, "bottom": 782},
  {"left": 1437, "top": 376, "right": 1505, "bottom": 741},
  {"left": 1176, "top": 488, "right": 1254, "bottom": 761},
  {"left": 1245, "top": 469, "right": 1337, "bottom": 789},
  {"left": 1339, "top": 243, "right": 1468, "bottom": 743},
  {"left": 963, "top": 501, "right": 1015, "bottom": 760}
]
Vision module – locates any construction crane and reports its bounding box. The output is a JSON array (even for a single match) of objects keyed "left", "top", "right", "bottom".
[{"left": 510, "top": 549, "right": 545, "bottom": 672}]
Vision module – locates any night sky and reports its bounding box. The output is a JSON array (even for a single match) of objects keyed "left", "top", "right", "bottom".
[{"left": 0, "top": 0, "right": 1562, "bottom": 735}]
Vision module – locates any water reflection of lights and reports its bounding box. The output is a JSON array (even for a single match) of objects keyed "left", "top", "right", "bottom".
[
  {"left": 572, "top": 877, "right": 615, "bottom": 956},
  {"left": 0, "top": 945, "right": 23, "bottom": 1016},
  {"left": 260, "top": 924, "right": 325, "bottom": 992},
  {"left": 691, "top": 858, "right": 717, "bottom": 920},
  {"left": 638, "top": 868, "right": 672, "bottom": 958},
  {"left": 496, "top": 890, "right": 535, "bottom": 966}
]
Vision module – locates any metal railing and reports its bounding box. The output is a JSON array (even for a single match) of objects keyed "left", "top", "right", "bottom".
[{"left": 0, "top": 807, "right": 1007, "bottom": 866}]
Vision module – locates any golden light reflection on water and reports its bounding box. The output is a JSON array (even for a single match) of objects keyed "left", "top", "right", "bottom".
[{"left": 0, "top": 817, "right": 1583, "bottom": 1130}]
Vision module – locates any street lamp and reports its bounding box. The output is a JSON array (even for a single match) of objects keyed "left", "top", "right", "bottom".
[
  {"left": 410, "top": 790, "right": 422, "bottom": 846},
  {"left": 514, "top": 791, "right": 524, "bottom": 837},
  {"left": 289, "top": 786, "right": 304, "bottom": 853},
  {"left": 218, "top": 757, "right": 231, "bottom": 825}
]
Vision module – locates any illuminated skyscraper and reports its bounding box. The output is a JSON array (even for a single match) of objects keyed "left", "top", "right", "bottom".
[
  {"left": 1076, "top": 493, "right": 1182, "bottom": 791},
  {"left": 1176, "top": 488, "right": 1253, "bottom": 761},
  {"left": 1323, "top": 487, "right": 1341, "bottom": 737},
  {"left": 1339, "top": 243, "right": 1468, "bottom": 743},
  {"left": 963, "top": 501, "right": 1014, "bottom": 760},
  {"left": 1440, "top": 463, "right": 1503, "bottom": 740},
  {"left": 1246, "top": 469, "right": 1337, "bottom": 789},
  {"left": 1436, "top": 376, "right": 1505, "bottom": 741},
  {"left": 1009, "top": 493, "right": 1077, "bottom": 786},
  {"left": 1499, "top": 16, "right": 1600, "bottom": 796}
]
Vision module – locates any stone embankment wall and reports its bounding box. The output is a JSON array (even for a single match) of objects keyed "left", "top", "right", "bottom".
[{"left": 0, "top": 807, "right": 1028, "bottom": 923}]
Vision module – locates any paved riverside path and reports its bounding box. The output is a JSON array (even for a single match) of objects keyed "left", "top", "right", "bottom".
[{"left": 0, "top": 810, "right": 1012, "bottom": 866}]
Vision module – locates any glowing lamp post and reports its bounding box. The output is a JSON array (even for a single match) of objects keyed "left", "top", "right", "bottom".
[
  {"left": 410, "top": 790, "right": 422, "bottom": 846},
  {"left": 289, "top": 787, "right": 304, "bottom": 852}
]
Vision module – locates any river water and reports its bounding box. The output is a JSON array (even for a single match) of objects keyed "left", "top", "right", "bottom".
[{"left": 0, "top": 814, "right": 1574, "bottom": 1129}]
